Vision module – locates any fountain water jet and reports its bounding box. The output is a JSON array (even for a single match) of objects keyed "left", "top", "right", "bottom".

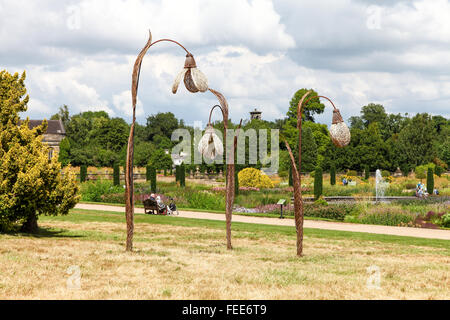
[{"left": 375, "top": 169, "right": 389, "bottom": 202}]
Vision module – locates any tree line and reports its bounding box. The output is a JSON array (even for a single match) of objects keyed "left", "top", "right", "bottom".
[{"left": 52, "top": 88, "right": 449, "bottom": 175}]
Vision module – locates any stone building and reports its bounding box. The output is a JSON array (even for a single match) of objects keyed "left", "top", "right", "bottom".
[
  {"left": 20, "top": 119, "right": 66, "bottom": 159},
  {"left": 250, "top": 108, "right": 262, "bottom": 120}
]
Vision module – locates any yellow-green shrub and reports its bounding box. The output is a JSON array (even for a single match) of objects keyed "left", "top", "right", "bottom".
[
  {"left": 238, "top": 168, "right": 274, "bottom": 189},
  {"left": 0, "top": 70, "right": 80, "bottom": 232}
]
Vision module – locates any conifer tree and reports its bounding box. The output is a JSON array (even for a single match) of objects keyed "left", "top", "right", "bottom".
[
  {"left": 330, "top": 164, "right": 336, "bottom": 186},
  {"left": 314, "top": 167, "right": 323, "bottom": 200},
  {"left": 80, "top": 165, "right": 87, "bottom": 182},
  {"left": 113, "top": 164, "right": 120, "bottom": 186},
  {"left": 148, "top": 165, "right": 156, "bottom": 193},
  {"left": 180, "top": 163, "right": 186, "bottom": 187},
  {"left": 427, "top": 167, "right": 434, "bottom": 194},
  {"left": 0, "top": 70, "right": 79, "bottom": 232}
]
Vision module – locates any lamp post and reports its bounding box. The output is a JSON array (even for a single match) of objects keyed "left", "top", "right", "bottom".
[
  {"left": 284, "top": 91, "right": 350, "bottom": 257},
  {"left": 126, "top": 31, "right": 239, "bottom": 251},
  {"left": 199, "top": 104, "right": 242, "bottom": 250}
]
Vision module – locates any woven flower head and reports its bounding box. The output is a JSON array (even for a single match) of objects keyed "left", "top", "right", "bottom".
[
  {"left": 330, "top": 108, "right": 351, "bottom": 147},
  {"left": 172, "top": 53, "right": 208, "bottom": 94},
  {"left": 198, "top": 124, "right": 223, "bottom": 160}
]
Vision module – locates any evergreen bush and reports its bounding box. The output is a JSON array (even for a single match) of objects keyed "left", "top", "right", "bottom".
[
  {"left": 314, "top": 167, "right": 323, "bottom": 200},
  {"left": 113, "top": 164, "right": 120, "bottom": 186},
  {"left": 80, "top": 165, "right": 87, "bottom": 183},
  {"left": 365, "top": 165, "right": 370, "bottom": 180},
  {"left": 180, "top": 163, "right": 186, "bottom": 187},
  {"left": 330, "top": 164, "right": 336, "bottom": 186},
  {"left": 427, "top": 167, "right": 434, "bottom": 193},
  {"left": 289, "top": 165, "right": 293, "bottom": 187},
  {"left": 148, "top": 165, "right": 156, "bottom": 193}
]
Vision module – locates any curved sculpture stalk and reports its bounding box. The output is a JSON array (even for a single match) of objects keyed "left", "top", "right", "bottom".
[
  {"left": 125, "top": 32, "right": 241, "bottom": 252},
  {"left": 284, "top": 90, "right": 349, "bottom": 256},
  {"left": 284, "top": 90, "right": 311, "bottom": 256},
  {"left": 126, "top": 32, "right": 192, "bottom": 251},
  {"left": 208, "top": 89, "right": 242, "bottom": 249}
]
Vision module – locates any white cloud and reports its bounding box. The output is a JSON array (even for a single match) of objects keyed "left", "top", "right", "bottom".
[
  {"left": 113, "top": 90, "right": 144, "bottom": 117},
  {"left": 1, "top": 0, "right": 449, "bottom": 125},
  {"left": 0, "top": 0, "right": 294, "bottom": 61},
  {"left": 26, "top": 98, "right": 52, "bottom": 117},
  {"left": 24, "top": 64, "right": 116, "bottom": 117}
]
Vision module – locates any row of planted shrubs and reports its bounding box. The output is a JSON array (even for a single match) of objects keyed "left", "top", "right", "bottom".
[
  {"left": 304, "top": 204, "right": 350, "bottom": 221},
  {"left": 258, "top": 197, "right": 450, "bottom": 228},
  {"left": 79, "top": 178, "right": 449, "bottom": 228},
  {"left": 80, "top": 179, "right": 226, "bottom": 211}
]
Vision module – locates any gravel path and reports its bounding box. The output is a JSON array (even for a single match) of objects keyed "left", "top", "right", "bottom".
[{"left": 75, "top": 203, "right": 450, "bottom": 240}]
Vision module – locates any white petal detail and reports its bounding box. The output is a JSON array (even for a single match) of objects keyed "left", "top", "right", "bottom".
[
  {"left": 198, "top": 126, "right": 223, "bottom": 160},
  {"left": 330, "top": 122, "right": 351, "bottom": 147},
  {"left": 172, "top": 68, "right": 188, "bottom": 94},
  {"left": 190, "top": 68, "right": 209, "bottom": 93}
]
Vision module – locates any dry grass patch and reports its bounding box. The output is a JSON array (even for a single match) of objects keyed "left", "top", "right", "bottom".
[{"left": 0, "top": 214, "right": 449, "bottom": 300}]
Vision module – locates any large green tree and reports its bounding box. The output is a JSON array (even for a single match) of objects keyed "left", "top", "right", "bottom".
[
  {"left": 287, "top": 88, "right": 325, "bottom": 123},
  {"left": 397, "top": 113, "right": 436, "bottom": 167},
  {"left": 57, "top": 137, "right": 71, "bottom": 167},
  {"left": 63, "top": 111, "right": 129, "bottom": 166},
  {"left": 282, "top": 124, "right": 318, "bottom": 173},
  {"left": 50, "top": 105, "right": 70, "bottom": 128},
  {"left": 145, "top": 112, "right": 181, "bottom": 141},
  {"left": 330, "top": 123, "right": 389, "bottom": 172},
  {"left": 357, "top": 122, "right": 390, "bottom": 170},
  {"left": 0, "top": 70, "right": 79, "bottom": 232},
  {"left": 361, "top": 103, "right": 387, "bottom": 128},
  {"left": 133, "top": 140, "right": 156, "bottom": 167},
  {"left": 148, "top": 149, "right": 173, "bottom": 171}
]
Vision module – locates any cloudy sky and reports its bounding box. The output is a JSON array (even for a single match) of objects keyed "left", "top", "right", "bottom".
[{"left": 1, "top": 0, "right": 449, "bottom": 127}]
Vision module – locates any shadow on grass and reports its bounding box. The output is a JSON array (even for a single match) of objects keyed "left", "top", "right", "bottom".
[{"left": 1, "top": 226, "right": 85, "bottom": 239}]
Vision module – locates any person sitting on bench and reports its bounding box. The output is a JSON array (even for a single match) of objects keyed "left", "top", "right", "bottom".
[{"left": 156, "top": 196, "right": 166, "bottom": 214}]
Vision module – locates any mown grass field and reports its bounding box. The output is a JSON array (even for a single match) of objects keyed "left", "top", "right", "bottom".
[
  {"left": 80, "top": 176, "right": 450, "bottom": 229},
  {"left": 0, "top": 209, "right": 449, "bottom": 299}
]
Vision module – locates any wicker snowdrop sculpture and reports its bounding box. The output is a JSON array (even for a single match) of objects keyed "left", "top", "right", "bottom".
[
  {"left": 172, "top": 53, "right": 208, "bottom": 94},
  {"left": 126, "top": 30, "right": 240, "bottom": 252},
  {"left": 330, "top": 108, "right": 351, "bottom": 147},
  {"left": 284, "top": 91, "right": 350, "bottom": 257},
  {"left": 125, "top": 31, "right": 211, "bottom": 252},
  {"left": 198, "top": 124, "right": 224, "bottom": 160}
]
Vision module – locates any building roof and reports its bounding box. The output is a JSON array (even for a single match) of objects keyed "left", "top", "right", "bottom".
[
  {"left": 19, "top": 119, "right": 66, "bottom": 135},
  {"left": 250, "top": 108, "right": 261, "bottom": 114}
]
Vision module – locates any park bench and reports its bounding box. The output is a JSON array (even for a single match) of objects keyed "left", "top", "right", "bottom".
[{"left": 143, "top": 198, "right": 159, "bottom": 215}]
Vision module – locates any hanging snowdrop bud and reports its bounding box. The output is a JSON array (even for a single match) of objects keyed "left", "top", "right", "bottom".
[
  {"left": 172, "top": 53, "right": 208, "bottom": 94},
  {"left": 330, "top": 108, "right": 351, "bottom": 147},
  {"left": 198, "top": 124, "right": 224, "bottom": 160}
]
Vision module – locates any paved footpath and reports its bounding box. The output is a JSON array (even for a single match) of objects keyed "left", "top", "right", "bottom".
[{"left": 75, "top": 203, "right": 450, "bottom": 241}]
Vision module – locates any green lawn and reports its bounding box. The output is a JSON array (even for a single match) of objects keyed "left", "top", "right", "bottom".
[{"left": 39, "top": 209, "right": 450, "bottom": 250}]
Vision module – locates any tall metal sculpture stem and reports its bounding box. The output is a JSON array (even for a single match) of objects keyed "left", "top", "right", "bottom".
[
  {"left": 285, "top": 91, "right": 345, "bottom": 256},
  {"left": 206, "top": 99, "right": 242, "bottom": 249},
  {"left": 127, "top": 33, "right": 193, "bottom": 251},
  {"left": 126, "top": 32, "right": 240, "bottom": 251}
]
